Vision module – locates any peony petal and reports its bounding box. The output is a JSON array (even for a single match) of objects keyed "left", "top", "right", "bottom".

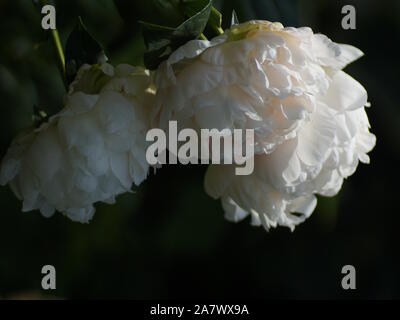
[
  {"left": 323, "top": 70, "right": 367, "bottom": 112},
  {"left": 96, "top": 91, "right": 134, "bottom": 133},
  {"left": 297, "top": 104, "right": 336, "bottom": 166},
  {"left": 221, "top": 196, "right": 249, "bottom": 222},
  {"left": 204, "top": 164, "right": 235, "bottom": 199},
  {"left": 110, "top": 152, "right": 132, "bottom": 189}
]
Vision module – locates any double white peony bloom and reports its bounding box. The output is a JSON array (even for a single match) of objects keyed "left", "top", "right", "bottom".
[
  {"left": 1, "top": 20, "right": 375, "bottom": 230},
  {"left": 152, "top": 20, "right": 376, "bottom": 230},
  {"left": 0, "top": 64, "right": 153, "bottom": 222}
]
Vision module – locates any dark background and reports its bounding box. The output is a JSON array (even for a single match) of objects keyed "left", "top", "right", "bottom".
[{"left": 0, "top": 0, "right": 398, "bottom": 299}]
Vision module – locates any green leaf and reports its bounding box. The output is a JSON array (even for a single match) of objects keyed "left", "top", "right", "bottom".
[
  {"left": 184, "top": 1, "right": 222, "bottom": 36},
  {"left": 181, "top": 0, "right": 210, "bottom": 16},
  {"left": 141, "top": 0, "right": 212, "bottom": 70},
  {"left": 114, "top": 0, "right": 183, "bottom": 28},
  {"left": 65, "top": 17, "right": 107, "bottom": 85}
]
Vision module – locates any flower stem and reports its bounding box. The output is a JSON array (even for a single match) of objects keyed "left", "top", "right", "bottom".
[
  {"left": 50, "top": 28, "right": 67, "bottom": 87},
  {"left": 39, "top": 0, "right": 67, "bottom": 90},
  {"left": 199, "top": 33, "right": 208, "bottom": 40},
  {"left": 210, "top": 7, "right": 224, "bottom": 35},
  {"left": 214, "top": 26, "right": 224, "bottom": 35}
]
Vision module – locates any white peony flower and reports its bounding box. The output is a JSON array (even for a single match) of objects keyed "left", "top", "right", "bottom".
[
  {"left": 153, "top": 20, "right": 376, "bottom": 230},
  {"left": 153, "top": 21, "right": 367, "bottom": 151},
  {"left": 0, "top": 63, "right": 154, "bottom": 223},
  {"left": 205, "top": 102, "right": 375, "bottom": 230}
]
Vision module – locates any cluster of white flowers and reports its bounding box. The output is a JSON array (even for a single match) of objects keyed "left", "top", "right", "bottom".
[
  {"left": 0, "top": 64, "right": 153, "bottom": 222},
  {"left": 1, "top": 20, "right": 375, "bottom": 230}
]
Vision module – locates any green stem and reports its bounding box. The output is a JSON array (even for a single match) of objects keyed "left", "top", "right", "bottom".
[
  {"left": 199, "top": 33, "right": 208, "bottom": 40},
  {"left": 39, "top": 0, "right": 67, "bottom": 89},
  {"left": 50, "top": 28, "right": 67, "bottom": 87},
  {"left": 214, "top": 26, "right": 224, "bottom": 35},
  {"left": 210, "top": 7, "right": 224, "bottom": 35}
]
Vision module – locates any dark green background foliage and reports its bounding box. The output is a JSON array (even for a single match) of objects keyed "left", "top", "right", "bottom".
[{"left": 0, "top": 0, "right": 399, "bottom": 299}]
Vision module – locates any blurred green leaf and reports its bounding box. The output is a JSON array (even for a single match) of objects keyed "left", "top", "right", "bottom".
[{"left": 65, "top": 17, "right": 106, "bottom": 85}]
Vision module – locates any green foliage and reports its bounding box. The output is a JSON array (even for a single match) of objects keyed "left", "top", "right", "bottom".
[
  {"left": 113, "top": 0, "right": 222, "bottom": 70},
  {"left": 140, "top": 0, "right": 213, "bottom": 70},
  {"left": 114, "top": 0, "right": 183, "bottom": 27}
]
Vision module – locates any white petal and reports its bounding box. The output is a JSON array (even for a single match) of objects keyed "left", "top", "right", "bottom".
[
  {"left": 297, "top": 105, "right": 336, "bottom": 166},
  {"left": 96, "top": 91, "right": 134, "bottom": 133},
  {"left": 204, "top": 164, "right": 235, "bottom": 199},
  {"left": 221, "top": 196, "right": 249, "bottom": 222},
  {"left": 110, "top": 152, "right": 132, "bottom": 189},
  {"left": 323, "top": 70, "right": 367, "bottom": 112}
]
